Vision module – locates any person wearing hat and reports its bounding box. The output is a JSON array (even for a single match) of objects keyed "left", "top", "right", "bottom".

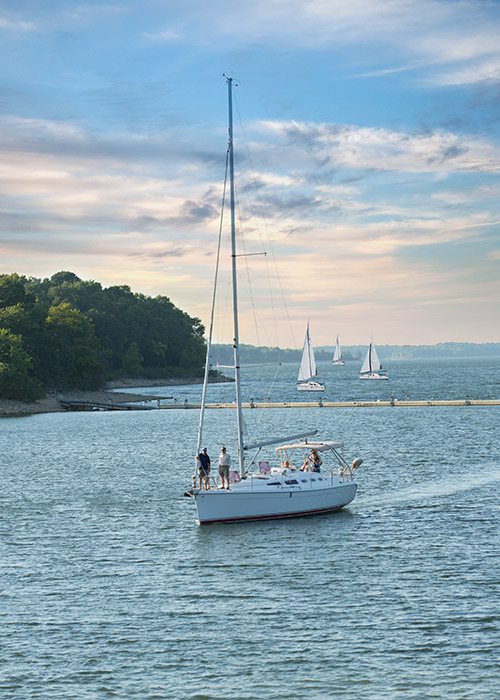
[
  {"left": 198, "top": 447, "right": 211, "bottom": 490},
  {"left": 218, "top": 446, "right": 231, "bottom": 489}
]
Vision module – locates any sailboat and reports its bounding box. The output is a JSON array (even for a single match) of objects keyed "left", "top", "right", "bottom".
[
  {"left": 297, "top": 321, "right": 325, "bottom": 392},
  {"left": 359, "top": 342, "right": 389, "bottom": 380},
  {"left": 332, "top": 335, "right": 345, "bottom": 366},
  {"left": 187, "top": 76, "right": 362, "bottom": 525}
]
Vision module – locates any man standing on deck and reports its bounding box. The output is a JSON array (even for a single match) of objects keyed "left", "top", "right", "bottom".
[
  {"left": 198, "top": 447, "right": 211, "bottom": 490},
  {"left": 218, "top": 446, "right": 231, "bottom": 490}
]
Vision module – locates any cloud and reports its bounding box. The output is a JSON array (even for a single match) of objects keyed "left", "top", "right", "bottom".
[
  {"left": 433, "top": 58, "right": 500, "bottom": 87},
  {"left": 4, "top": 1, "right": 500, "bottom": 91},
  {"left": 142, "top": 28, "right": 182, "bottom": 42},
  {"left": 0, "top": 11, "right": 35, "bottom": 32},
  {"left": 138, "top": 1, "right": 500, "bottom": 87},
  {"left": 259, "top": 120, "right": 500, "bottom": 174}
]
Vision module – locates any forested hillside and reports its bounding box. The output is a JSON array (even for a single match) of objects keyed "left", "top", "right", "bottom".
[{"left": 0, "top": 272, "right": 205, "bottom": 399}]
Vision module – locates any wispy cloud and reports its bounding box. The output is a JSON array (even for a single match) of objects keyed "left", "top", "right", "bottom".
[
  {"left": 0, "top": 11, "right": 36, "bottom": 32},
  {"left": 142, "top": 27, "right": 182, "bottom": 42},
  {"left": 135, "top": 0, "right": 500, "bottom": 87},
  {"left": 259, "top": 120, "right": 500, "bottom": 174}
]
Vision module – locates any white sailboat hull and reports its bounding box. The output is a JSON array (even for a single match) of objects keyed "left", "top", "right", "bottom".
[
  {"left": 360, "top": 372, "right": 389, "bottom": 380},
  {"left": 193, "top": 480, "right": 357, "bottom": 524},
  {"left": 297, "top": 381, "right": 325, "bottom": 392},
  {"left": 332, "top": 360, "right": 345, "bottom": 366}
]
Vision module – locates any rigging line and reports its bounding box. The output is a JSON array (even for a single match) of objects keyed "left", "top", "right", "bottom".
[
  {"left": 233, "top": 95, "right": 276, "bottom": 349},
  {"left": 265, "top": 361, "right": 282, "bottom": 404},
  {"left": 236, "top": 100, "right": 276, "bottom": 346},
  {"left": 195, "top": 147, "right": 230, "bottom": 469},
  {"left": 234, "top": 92, "right": 297, "bottom": 352},
  {"left": 233, "top": 156, "right": 262, "bottom": 349},
  {"left": 249, "top": 360, "right": 280, "bottom": 437}
]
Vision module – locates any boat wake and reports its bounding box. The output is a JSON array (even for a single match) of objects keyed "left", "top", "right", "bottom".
[{"left": 358, "top": 465, "right": 500, "bottom": 509}]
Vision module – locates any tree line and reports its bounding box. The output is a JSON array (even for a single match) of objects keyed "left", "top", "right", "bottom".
[
  {"left": 0, "top": 271, "right": 205, "bottom": 400},
  {"left": 210, "top": 342, "right": 500, "bottom": 365}
]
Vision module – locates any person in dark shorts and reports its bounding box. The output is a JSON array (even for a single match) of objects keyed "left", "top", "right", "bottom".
[{"left": 198, "top": 447, "right": 211, "bottom": 489}]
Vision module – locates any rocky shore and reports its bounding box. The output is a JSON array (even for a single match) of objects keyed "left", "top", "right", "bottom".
[{"left": 0, "top": 377, "right": 204, "bottom": 417}]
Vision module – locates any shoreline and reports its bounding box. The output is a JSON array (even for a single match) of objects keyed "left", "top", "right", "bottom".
[
  {"left": 0, "top": 376, "right": 206, "bottom": 417},
  {"left": 106, "top": 377, "right": 204, "bottom": 388}
]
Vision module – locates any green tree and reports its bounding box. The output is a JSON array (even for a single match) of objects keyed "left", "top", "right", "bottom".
[
  {"left": 0, "top": 273, "right": 27, "bottom": 309},
  {"left": 0, "top": 329, "right": 43, "bottom": 400},
  {"left": 122, "top": 342, "right": 144, "bottom": 376},
  {"left": 45, "top": 303, "right": 105, "bottom": 389}
]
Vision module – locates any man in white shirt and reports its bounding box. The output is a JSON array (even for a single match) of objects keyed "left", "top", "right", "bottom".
[{"left": 218, "top": 446, "right": 231, "bottom": 490}]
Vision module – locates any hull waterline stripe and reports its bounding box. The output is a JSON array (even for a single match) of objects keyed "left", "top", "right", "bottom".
[{"left": 198, "top": 504, "right": 346, "bottom": 525}]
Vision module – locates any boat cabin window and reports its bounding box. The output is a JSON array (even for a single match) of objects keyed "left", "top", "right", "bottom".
[
  {"left": 266, "top": 482, "right": 281, "bottom": 486},
  {"left": 284, "top": 479, "right": 298, "bottom": 485}
]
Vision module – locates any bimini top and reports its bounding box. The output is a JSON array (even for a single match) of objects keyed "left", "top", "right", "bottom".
[{"left": 276, "top": 440, "right": 344, "bottom": 453}]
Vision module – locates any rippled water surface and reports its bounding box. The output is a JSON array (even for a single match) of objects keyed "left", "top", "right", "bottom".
[{"left": 1, "top": 359, "right": 499, "bottom": 699}]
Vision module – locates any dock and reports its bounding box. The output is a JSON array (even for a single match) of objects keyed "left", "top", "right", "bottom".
[
  {"left": 161, "top": 399, "right": 500, "bottom": 409},
  {"left": 58, "top": 390, "right": 170, "bottom": 412},
  {"left": 59, "top": 399, "right": 157, "bottom": 411}
]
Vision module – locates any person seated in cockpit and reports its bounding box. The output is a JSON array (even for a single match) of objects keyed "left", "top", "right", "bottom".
[{"left": 310, "top": 449, "right": 322, "bottom": 472}]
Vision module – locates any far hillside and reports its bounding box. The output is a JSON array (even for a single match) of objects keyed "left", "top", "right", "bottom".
[{"left": 210, "top": 342, "right": 500, "bottom": 364}]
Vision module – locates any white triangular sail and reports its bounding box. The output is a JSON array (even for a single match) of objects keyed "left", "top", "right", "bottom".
[
  {"left": 360, "top": 345, "right": 371, "bottom": 374},
  {"left": 332, "top": 335, "right": 342, "bottom": 363},
  {"left": 360, "top": 342, "right": 382, "bottom": 374},
  {"left": 370, "top": 344, "right": 382, "bottom": 371},
  {"left": 297, "top": 322, "right": 317, "bottom": 382}
]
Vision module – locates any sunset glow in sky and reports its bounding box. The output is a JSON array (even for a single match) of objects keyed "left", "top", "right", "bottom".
[{"left": 1, "top": 1, "right": 500, "bottom": 345}]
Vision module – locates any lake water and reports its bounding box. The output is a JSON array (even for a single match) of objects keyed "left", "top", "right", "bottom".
[{"left": 1, "top": 358, "right": 499, "bottom": 699}]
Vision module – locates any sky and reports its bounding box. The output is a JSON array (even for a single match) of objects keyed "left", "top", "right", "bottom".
[{"left": 1, "top": 0, "right": 500, "bottom": 346}]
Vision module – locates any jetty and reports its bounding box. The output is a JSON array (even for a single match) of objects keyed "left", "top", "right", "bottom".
[
  {"left": 58, "top": 390, "right": 171, "bottom": 412},
  {"left": 59, "top": 399, "right": 157, "bottom": 411},
  {"left": 161, "top": 399, "right": 500, "bottom": 409}
]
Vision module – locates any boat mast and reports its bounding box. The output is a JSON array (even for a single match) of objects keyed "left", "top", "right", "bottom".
[
  {"left": 226, "top": 75, "right": 245, "bottom": 478},
  {"left": 306, "top": 321, "right": 312, "bottom": 377}
]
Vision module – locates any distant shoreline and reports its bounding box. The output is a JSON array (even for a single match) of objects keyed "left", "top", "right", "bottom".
[{"left": 106, "top": 377, "right": 204, "bottom": 388}]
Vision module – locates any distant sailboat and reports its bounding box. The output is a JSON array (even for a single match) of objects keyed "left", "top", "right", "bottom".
[
  {"left": 332, "top": 335, "right": 345, "bottom": 366},
  {"left": 297, "top": 322, "right": 325, "bottom": 391},
  {"left": 359, "top": 342, "right": 389, "bottom": 380}
]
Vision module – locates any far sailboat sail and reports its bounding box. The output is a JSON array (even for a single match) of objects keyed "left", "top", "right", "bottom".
[
  {"left": 359, "top": 342, "right": 389, "bottom": 380},
  {"left": 332, "top": 335, "right": 345, "bottom": 365},
  {"left": 297, "top": 322, "right": 325, "bottom": 391}
]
